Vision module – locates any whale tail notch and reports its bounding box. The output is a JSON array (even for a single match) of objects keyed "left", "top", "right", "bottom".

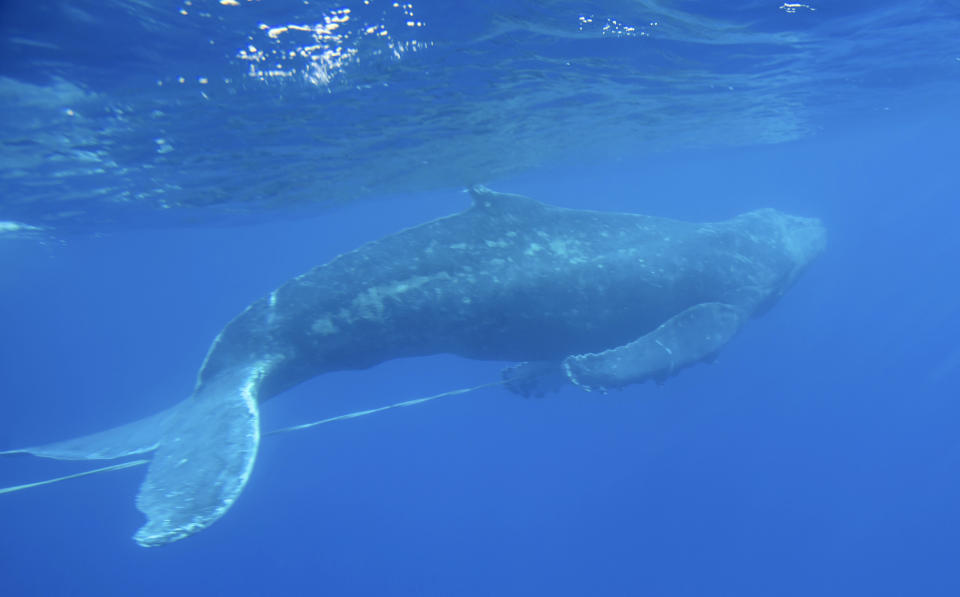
[{"left": 1, "top": 363, "right": 268, "bottom": 547}]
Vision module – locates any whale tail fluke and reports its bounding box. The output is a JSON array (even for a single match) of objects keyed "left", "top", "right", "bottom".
[
  {"left": 134, "top": 365, "right": 264, "bottom": 546},
  {"left": 0, "top": 407, "right": 175, "bottom": 461},
  {"left": 1, "top": 363, "right": 268, "bottom": 547}
]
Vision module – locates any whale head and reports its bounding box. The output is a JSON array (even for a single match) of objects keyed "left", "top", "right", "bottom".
[
  {"left": 778, "top": 211, "right": 827, "bottom": 271},
  {"left": 723, "top": 208, "right": 826, "bottom": 314}
]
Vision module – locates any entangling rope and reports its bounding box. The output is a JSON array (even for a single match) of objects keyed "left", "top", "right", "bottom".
[{"left": 0, "top": 379, "right": 506, "bottom": 495}]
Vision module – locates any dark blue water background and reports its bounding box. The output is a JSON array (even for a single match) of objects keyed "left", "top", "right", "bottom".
[{"left": 2, "top": 1, "right": 959, "bottom": 595}]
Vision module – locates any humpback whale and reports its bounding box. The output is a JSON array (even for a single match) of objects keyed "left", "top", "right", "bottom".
[{"left": 0, "top": 186, "right": 826, "bottom": 546}]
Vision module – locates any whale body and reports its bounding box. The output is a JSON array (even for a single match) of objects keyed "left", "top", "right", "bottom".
[{"left": 1, "top": 186, "right": 826, "bottom": 546}]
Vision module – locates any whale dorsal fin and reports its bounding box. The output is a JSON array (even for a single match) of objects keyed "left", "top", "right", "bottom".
[{"left": 467, "top": 185, "right": 550, "bottom": 217}]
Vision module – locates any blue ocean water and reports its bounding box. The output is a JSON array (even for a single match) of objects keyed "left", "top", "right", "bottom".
[{"left": 2, "top": 1, "right": 959, "bottom": 595}]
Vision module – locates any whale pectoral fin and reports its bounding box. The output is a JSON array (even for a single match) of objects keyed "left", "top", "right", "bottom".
[
  {"left": 133, "top": 365, "right": 265, "bottom": 547},
  {"left": 501, "top": 361, "right": 569, "bottom": 398},
  {"left": 563, "top": 302, "right": 745, "bottom": 393}
]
